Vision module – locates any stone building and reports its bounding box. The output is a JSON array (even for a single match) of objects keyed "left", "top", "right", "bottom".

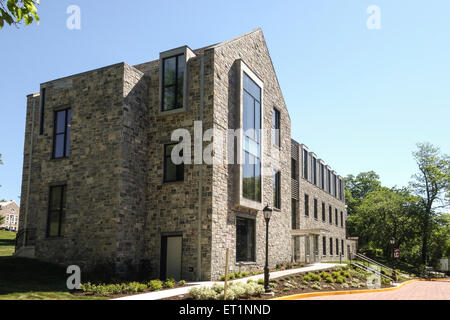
[
  {"left": 16, "top": 29, "right": 353, "bottom": 281},
  {"left": 0, "top": 200, "right": 20, "bottom": 231}
]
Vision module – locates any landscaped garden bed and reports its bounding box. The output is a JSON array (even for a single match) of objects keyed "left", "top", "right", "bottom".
[{"left": 163, "top": 265, "right": 413, "bottom": 300}]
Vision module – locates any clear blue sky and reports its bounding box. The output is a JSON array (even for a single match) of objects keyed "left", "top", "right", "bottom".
[{"left": 1, "top": 0, "right": 449, "bottom": 203}]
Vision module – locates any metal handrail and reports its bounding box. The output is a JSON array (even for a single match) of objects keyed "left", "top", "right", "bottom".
[
  {"left": 352, "top": 262, "right": 394, "bottom": 281},
  {"left": 354, "top": 253, "right": 394, "bottom": 272}
]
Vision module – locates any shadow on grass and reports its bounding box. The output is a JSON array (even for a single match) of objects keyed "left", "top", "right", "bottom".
[
  {"left": 0, "top": 238, "right": 15, "bottom": 247},
  {"left": 0, "top": 257, "right": 68, "bottom": 295}
]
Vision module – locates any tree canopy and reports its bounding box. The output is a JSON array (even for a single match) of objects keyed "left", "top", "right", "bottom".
[{"left": 0, "top": 0, "right": 39, "bottom": 29}]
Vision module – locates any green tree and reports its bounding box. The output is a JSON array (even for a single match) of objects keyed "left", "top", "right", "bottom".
[
  {"left": 410, "top": 142, "right": 450, "bottom": 265},
  {"left": 0, "top": 0, "right": 39, "bottom": 29}
]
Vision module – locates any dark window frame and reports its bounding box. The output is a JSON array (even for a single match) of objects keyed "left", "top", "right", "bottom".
[
  {"left": 52, "top": 109, "right": 71, "bottom": 159},
  {"left": 322, "top": 202, "right": 326, "bottom": 222},
  {"left": 336, "top": 238, "right": 339, "bottom": 256},
  {"left": 313, "top": 198, "right": 318, "bottom": 220},
  {"left": 236, "top": 217, "right": 256, "bottom": 262},
  {"left": 291, "top": 199, "right": 297, "bottom": 229},
  {"left": 39, "top": 87, "right": 46, "bottom": 135},
  {"left": 304, "top": 194, "right": 309, "bottom": 217},
  {"left": 291, "top": 158, "right": 298, "bottom": 180},
  {"left": 303, "top": 149, "right": 308, "bottom": 179},
  {"left": 329, "top": 237, "right": 333, "bottom": 255},
  {"left": 329, "top": 205, "right": 332, "bottom": 224},
  {"left": 335, "top": 208, "right": 338, "bottom": 226},
  {"left": 161, "top": 54, "right": 185, "bottom": 112},
  {"left": 274, "top": 171, "right": 281, "bottom": 209},
  {"left": 340, "top": 211, "right": 344, "bottom": 227},
  {"left": 273, "top": 108, "right": 280, "bottom": 148},
  {"left": 163, "top": 143, "right": 184, "bottom": 183},
  {"left": 322, "top": 236, "right": 326, "bottom": 256},
  {"left": 46, "top": 185, "right": 66, "bottom": 238}
]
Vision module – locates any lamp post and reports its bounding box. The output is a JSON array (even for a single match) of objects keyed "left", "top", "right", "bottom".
[
  {"left": 263, "top": 204, "right": 273, "bottom": 293},
  {"left": 390, "top": 237, "right": 397, "bottom": 282}
]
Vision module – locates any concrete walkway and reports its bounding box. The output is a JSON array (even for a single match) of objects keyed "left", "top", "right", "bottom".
[{"left": 114, "top": 262, "right": 344, "bottom": 300}]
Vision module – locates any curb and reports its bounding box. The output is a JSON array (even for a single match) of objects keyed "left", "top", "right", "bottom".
[{"left": 271, "top": 278, "right": 450, "bottom": 300}]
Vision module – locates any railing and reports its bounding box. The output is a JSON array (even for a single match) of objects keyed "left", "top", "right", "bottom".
[
  {"left": 351, "top": 253, "right": 395, "bottom": 283},
  {"left": 354, "top": 253, "right": 394, "bottom": 273},
  {"left": 352, "top": 262, "right": 394, "bottom": 282}
]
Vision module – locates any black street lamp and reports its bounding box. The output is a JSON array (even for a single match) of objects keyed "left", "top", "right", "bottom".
[{"left": 263, "top": 204, "right": 273, "bottom": 293}]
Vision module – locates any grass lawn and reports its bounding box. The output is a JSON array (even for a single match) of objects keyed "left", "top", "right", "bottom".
[
  {"left": 0, "top": 231, "right": 105, "bottom": 300},
  {"left": 0, "top": 230, "right": 16, "bottom": 256}
]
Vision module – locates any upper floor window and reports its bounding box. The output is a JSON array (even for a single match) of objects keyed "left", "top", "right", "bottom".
[
  {"left": 164, "top": 144, "right": 184, "bottom": 182},
  {"left": 273, "top": 108, "right": 280, "bottom": 148},
  {"left": 327, "top": 169, "right": 331, "bottom": 193},
  {"left": 313, "top": 198, "right": 318, "bottom": 219},
  {"left": 292, "top": 199, "right": 297, "bottom": 229},
  {"left": 291, "top": 158, "right": 298, "bottom": 180},
  {"left": 273, "top": 171, "right": 281, "bottom": 209},
  {"left": 39, "top": 87, "right": 46, "bottom": 135},
  {"left": 242, "top": 73, "right": 261, "bottom": 202},
  {"left": 304, "top": 194, "right": 309, "bottom": 216},
  {"left": 52, "top": 109, "right": 71, "bottom": 159},
  {"left": 329, "top": 205, "right": 332, "bottom": 224},
  {"left": 333, "top": 173, "right": 337, "bottom": 197},
  {"left": 329, "top": 237, "right": 333, "bottom": 255},
  {"left": 303, "top": 149, "right": 308, "bottom": 180},
  {"left": 335, "top": 208, "right": 338, "bottom": 226},
  {"left": 162, "top": 54, "right": 185, "bottom": 111},
  {"left": 320, "top": 163, "right": 324, "bottom": 189},
  {"left": 312, "top": 158, "right": 317, "bottom": 185},
  {"left": 47, "top": 185, "right": 66, "bottom": 237},
  {"left": 322, "top": 202, "right": 326, "bottom": 222},
  {"left": 340, "top": 211, "right": 344, "bottom": 227}
]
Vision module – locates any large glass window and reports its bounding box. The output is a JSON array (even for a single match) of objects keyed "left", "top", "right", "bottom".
[
  {"left": 162, "top": 54, "right": 185, "bottom": 111},
  {"left": 273, "top": 171, "right": 281, "bottom": 209},
  {"left": 47, "top": 185, "right": 66, "bottom": 237},
  {"left": 273, "top": 108, "right": 280, "bottom": 148},
  {"left": 52, "top": 109, "right": 71, "bottom": 159},
  {"left": 236, "top": 217, "right": 255, "bottom": 262},
  {"left": 164, "top": 144, "right": 184, "bottom": 182},
  {"left": 242, "top": 73, "right": 261, "bottom": 202}
]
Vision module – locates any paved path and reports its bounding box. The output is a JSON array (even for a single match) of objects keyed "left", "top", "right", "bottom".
[
  {"left": 114, "top": 262, "right": 344, "bottom": 300},
  {"left": 300, "top": 280, "right": 450, "bottom": 300}
]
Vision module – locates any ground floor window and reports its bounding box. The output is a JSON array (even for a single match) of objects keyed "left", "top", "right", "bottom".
[
  {"left": 47, "top": 185, "right": 66, "bottom": 237},
  {"left": 236, "top": 217, "right": 255, "bottom": 262},
  {"left": 322, "top": 236, "right": 326, "bottom": 255},
  {"left": 336, "top": 238, "right": 339, "bottom": 256},
  {"left": 329, "top": 237, "right": 333, "bottom": 255}
]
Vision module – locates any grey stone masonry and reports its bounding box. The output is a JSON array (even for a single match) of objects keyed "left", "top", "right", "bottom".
[{"left": 16, "top": 29, "right": 352, "bottom": 281}]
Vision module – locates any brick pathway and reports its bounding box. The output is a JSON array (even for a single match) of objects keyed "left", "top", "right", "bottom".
[{"left": 300, "top": 280, "right": 450, "bottom": 300}]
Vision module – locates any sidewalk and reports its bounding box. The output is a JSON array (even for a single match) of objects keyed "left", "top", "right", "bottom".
[{"left": 114, "top": 262, "right": 344, "bottom": 300}]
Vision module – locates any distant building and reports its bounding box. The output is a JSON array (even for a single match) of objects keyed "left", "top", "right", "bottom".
[{"left": 0, "top": 200, "right": 20, "bottom": 231}]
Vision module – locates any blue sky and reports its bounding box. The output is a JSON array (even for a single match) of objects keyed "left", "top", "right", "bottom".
[{"left": 1, "top": 0, "right": 449, "bottom": 203}]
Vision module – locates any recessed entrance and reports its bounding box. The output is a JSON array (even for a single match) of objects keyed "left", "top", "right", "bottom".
[{"left": 160, "top": 235, "right": 182, "bottom": 280}]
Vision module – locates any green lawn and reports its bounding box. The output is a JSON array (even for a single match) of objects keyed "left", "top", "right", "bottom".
[
  {"left": 0, "top": 230, "right": 16, "bottom": 256},
  {"left": 0, "top": 231, "right": 105, "bottom": 300}
]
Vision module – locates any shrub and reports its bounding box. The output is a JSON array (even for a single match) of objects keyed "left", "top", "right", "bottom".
[
  {"left": 178, "top": 280, "right": 186, "bottom": 285},
  {"left": 332, "top": 271, "right": 341, "bottom": 278},
  {"left": 148, "top": 280, "right": 163, "bottom": 291},
  {"left": 335, "top": 276, "right": 345, "bottom": 284},
  {"left": 164, "top": 279, "right": 176, "bottom": 288},
  {"left": 319, "top": 272, "right": 330, "bottom": 279},
  {"left": 234, "top": 272, "right": 241, "bottom": 278},
  {"left": 228, "top": 273, "right": 235, "bottom": 280},
  {"left": 220, "top": 275, "right": 226, "bottom": 281},
  {"left": 306, "top": 272, "right": 321, "bottom": 281},
  {"left": 300, "top": 264, "right": 304, "bottom": 267},
  {"left": 324, "top": 276, "right": 334, "bottom": 283},
  {"left": 241, "top": 271, "right": 249, "bottom": 277},
  {"left": 189, "top": 286, "right": 217, "bottom": 300},
  {"left": 311, "top": 282, "right": 322, "bottom": 290},
  {"left": 257, "top": 278, "right": 264, "bottom": 285}
]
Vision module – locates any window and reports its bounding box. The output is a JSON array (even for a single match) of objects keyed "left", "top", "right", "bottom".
[
  {"left": 333, "top": 173, "right": 337, "bottom": 197},
  {"left": 313, "top": 198, "right": 318, "bottom": 219},
  {"left": 341, "top": 239, "right": 344, "bottom": 255},
  {"left": 242, "top": 72, "right": 261, "bottom": 202},
  {"left": 335, "top": 208, "right": 338, "bottom": 226},
  {"left": 329, "top": 205, "right": 332, "bottom": 224},
  {"left": 236, "top": 217, "right": 255, "bottom": 262},
  {"left": 291, "top": 158, "right": 297, "bottom": 180},
  {"left": 322, "top": 236, "right": 326, "bottom": 256},
  {"left": 52, "top": 109, "right": 71, "bottom": 159},
  {"left": 162, "top": 54, "right": 185, "bottom": 111},
  {"left": 302, "top": 149, "right": 308, "bottom": 179},
  {"left": 164, "top": 144, "right": 184, "bottom": 182},
  {"left": 329, "top": 237, "right": 333, "bottom": 255},
  {"left": 322, "top": 202, "right": 326, "bottom": 222},
  {"left": 327, "top": 169, "right": 331, "bottom": 193},
  {"left": 273, "top": 108, "right": 280, "bottom": 148},
  {"left": 320, "top": 163, "right": 324, "bottom": 189},
  {"left": 304, "top": 194, "right": 309, "bottom": 216},
  {"left": 312, "top": 158, "right": 317, "bottom": 185},
  {"left": 340, "top": 211, "right": 343, "bottom": 227},
  {"left": 47, "top": 185, "right": 66, "bottom": 237},
  {"left": 292, "top": 199, "right": 297, "bottom": 229},
  {"left": 39, "top": 87, "right": 46, "bottom": 135},
  {"left": 273, "top": 171, "right": 281, "bottom": 209},
  {"left": 336, "top": 238, "right": 339, "bottom": 256}
]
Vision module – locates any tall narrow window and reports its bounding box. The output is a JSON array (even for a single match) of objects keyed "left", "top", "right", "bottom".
[
  {"left": 304, "top": 194, "right": 309, "bottom": 216},
  {"left": 39, "top": 87, "right": 46, "bottom": 135},
  {"left": 303, "top": 149, "right": 308, "bottom": 179},
  {"left": 320, "top": 163, "right": 324, "bottom": 189},
  {"left": 273, "top": 108, "right": 280, "bottom": 148},
  {"left": 333, "top": 173, "right": 337, "bottom": 197},
  {"left": 52, "top": 109, "right": 71, "bottom": 159},
  {"left": 291, "top": 199, "right": 297, "bottom": 229},
  {"left": 313, "top": 198, "right": 318, "bottom": 219},
  {"left": 242, "top": 73, "right": 261, "bottom": 202},
  {"left": 322, "top": 202, "right": 326, "bottom": 222},
  {"left": 273, "top": 171, "right": 281, "bottom": 209},
  {"left": 162, "top": 54, "right": 185, "bottom": 111},
  {"left": 322, "top": 236, "right": 326, "bottom": 256},
  {"left": 312, "top": 158, "right": 317, "bottom": 185},
  {"left": 335, "top": 208, "right": 338, "bottom": 226},
  {"left": 291, "top": 158, "right": 297, "bottom": 180},
  {"left": 329, "top": 205, "right": 332, "bottom": 224},
  {"left": 340, "top": 211, "right": 343, "bottom": 227},
  {"left": 330, "top": 237, "right": 333, "bottom": 255},
  {"left": 336, "top": 238, "right": 339, "bottom": 256},
  {"left": 341, "top": 239, "right": 344, "bottom": 256},
  {"left": 327, "top": 169, "right": 331, "bottom": 193},
  {"left": 164, "top": 144, "right": 184, "bottom": 182},
  {"left": 236, "top": 217, "right": 255, "bottom": 262},
  {"left": 47, "top": 185, "right": 66, "bottom": 237}
]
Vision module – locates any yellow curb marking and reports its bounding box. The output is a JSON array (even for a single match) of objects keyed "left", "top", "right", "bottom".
[{"left": 271, "top": 278, "right": 450, "bottom": 300}]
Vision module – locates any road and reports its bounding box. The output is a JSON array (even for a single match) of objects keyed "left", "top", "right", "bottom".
[{"left": 300, "top": 280, "right": 450, "bottom": 300}]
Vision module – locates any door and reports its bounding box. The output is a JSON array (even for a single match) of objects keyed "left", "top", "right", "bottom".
[
  {"left": 160, "top": 235, "right": 182, "bottom": 280},
  {"left": 313, "top": 235, "right": 319, "bottom": 262}
]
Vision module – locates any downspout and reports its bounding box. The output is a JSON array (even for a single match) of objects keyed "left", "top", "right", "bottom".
[
  {"left": 22, "top": 95, "right": 36, "bottom": 248},
  {"left": 197, "top": 54, "right": 205, "bottom": 281}
]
